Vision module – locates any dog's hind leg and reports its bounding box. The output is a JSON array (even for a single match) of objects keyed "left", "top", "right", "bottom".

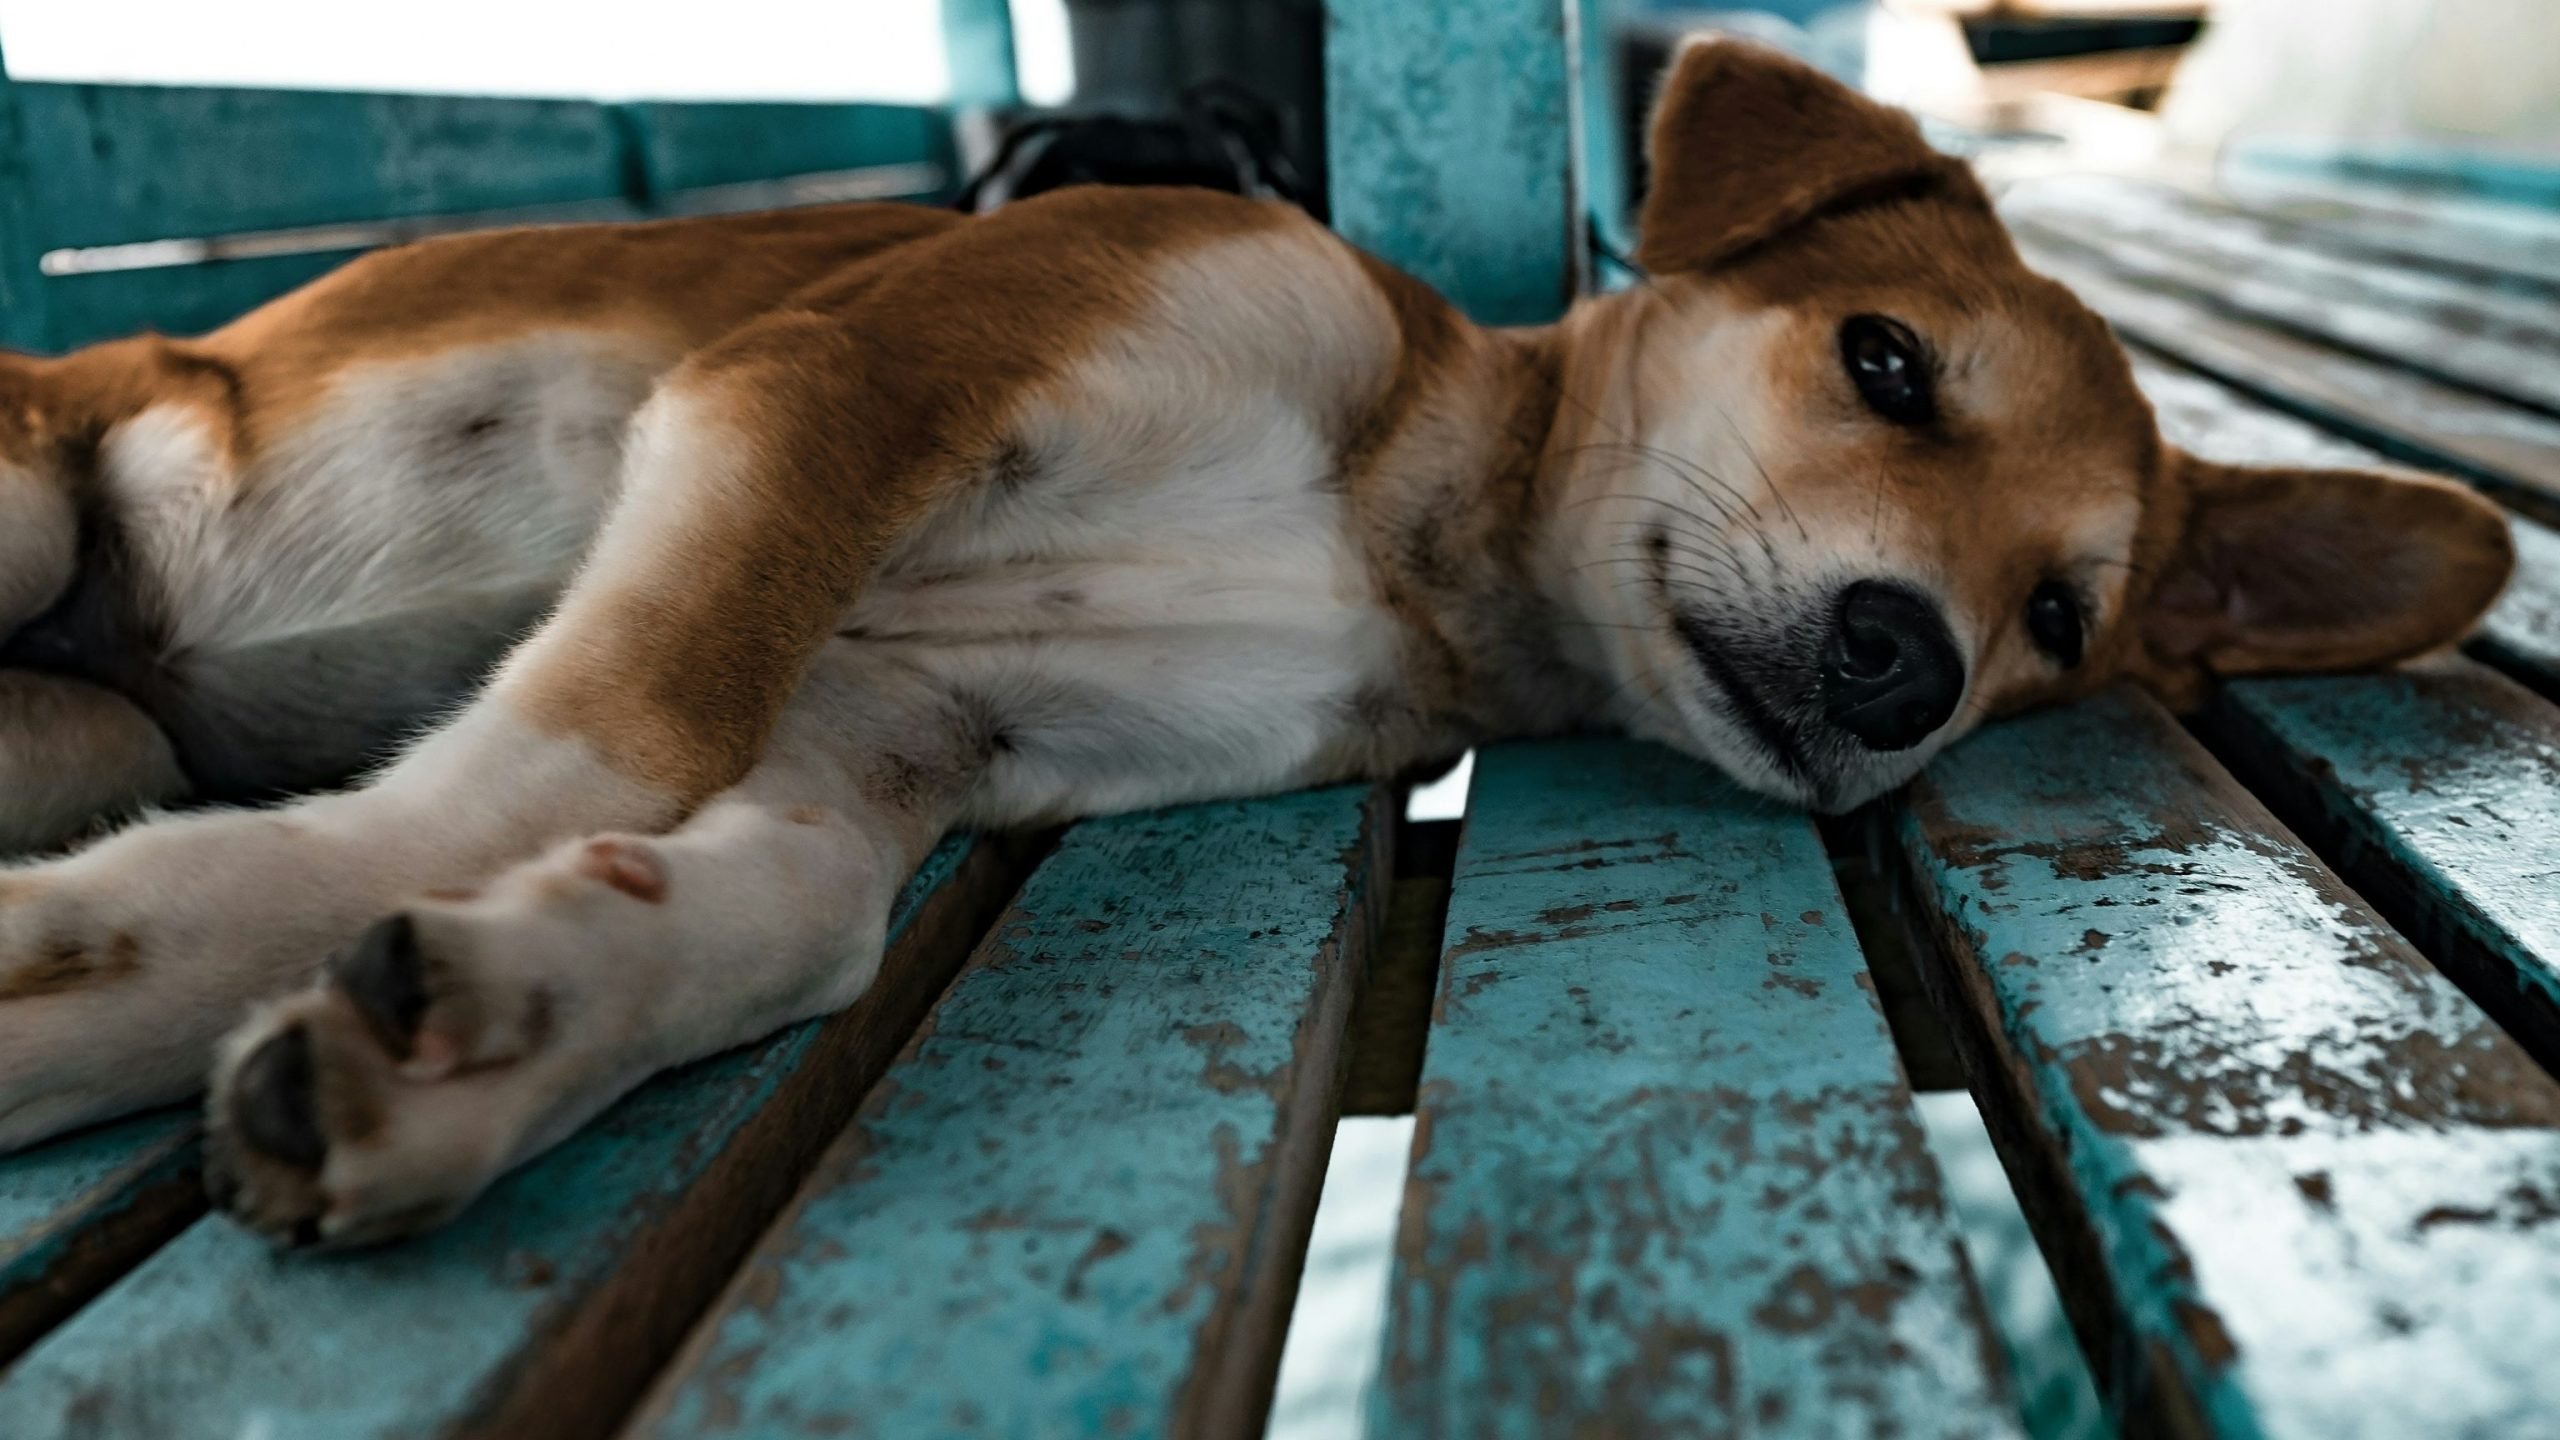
[
  {"left": 201, "top": 645, "right": 983, "bottom": 1246},
  {"left": 0, "top": 673, "right": 189, "bottom": 854}
]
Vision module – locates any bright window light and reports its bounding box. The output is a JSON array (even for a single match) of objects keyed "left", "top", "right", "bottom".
[
  {"left": 0, "top": 0, "right": 951, "bottom": 103},
  {"left": 1008, "top": 0, "right": 1074, "bottom": 106}
]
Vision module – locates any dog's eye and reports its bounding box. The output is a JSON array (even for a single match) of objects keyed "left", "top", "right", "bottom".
[
  {"left": 1838, "top": 315, "right": 1935, "bottom": 426},
  {"left": 2026, "top": 581, "right": 2085, "bottom": 668}
]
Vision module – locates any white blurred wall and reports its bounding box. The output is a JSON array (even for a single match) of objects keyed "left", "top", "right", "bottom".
[{"left": 2161, "top": 0, "right": 2560, "bottom": 158}]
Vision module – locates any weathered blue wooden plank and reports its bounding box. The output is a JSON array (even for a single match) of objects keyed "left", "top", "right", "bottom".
[
  {"left": 1325, "top": 0, "right": 1579, "bottom": 324},
  {"left": 0, "top": 47, "right": 57, "bottom": 350},
  {"left": 2203, "top": 658, "right": 2560, "bottom": 1066},
  {"left": 621, "top": 102, "right": 953, "bottom": 200},
  {"left": 1901, "top": 692, "right": 2560, "bottom": 1439},
  {"left": 2010, "top": 224, "right": 2560, "bottom": 522},
  {"left": 0, "top": 835, "right": 1023, "bottom": 1440},
  {"left": 635, "top": 786, "right": 1388, "bottom": 1440},
  {"left": 2473, "top": 516, "right": 2560, "bottom": 696},
  {"left": 43, "top": 250, "right": 356, "bottom": 348},
  {"left": 16, "top": 82, "right": 629, "bottom": 251},
  {"left": 1374, "top": 739, "right": 2020, "bottom": 1439},
  {"left": 2005, "top": 178, "right": 2560, "bottom": 420},
  {"left": 0, "top": 1112, "right": 197, "bottom": 1359}
]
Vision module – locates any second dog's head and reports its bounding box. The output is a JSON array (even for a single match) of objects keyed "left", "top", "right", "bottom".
[{"left": 1557, "top": 38, "right": 2514, "bottom": 811}]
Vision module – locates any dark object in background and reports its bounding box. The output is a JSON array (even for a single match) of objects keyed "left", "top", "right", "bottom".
[{"left": 958, "top": 81, "right": 1308, "bottom": 213}]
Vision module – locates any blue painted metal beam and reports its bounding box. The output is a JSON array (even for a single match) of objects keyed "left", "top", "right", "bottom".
[
  {"left": 636, "top": 787, "right": 1387, "bottom": 1440},
  {"left": 1901, "top": 692, "right": 2560, "bottom": 1438},
  {"left": 1373, "top": 739, "right": 2022, "bottom": 1438},
  {"left": 0, "top": 836, "right": 1023, "bottom": 1440},
  {"left": 1325, "top": 0, "right": 1583, "bottom": 324}
]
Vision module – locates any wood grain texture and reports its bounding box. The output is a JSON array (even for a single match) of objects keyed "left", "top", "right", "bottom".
[
  {"left": 2006, "top": 178, "right": 2560, "bottom": 417},
  {"left": 2126, "top": 347, "right": 2560, "bottom": 1074},
  {"left": 2473, "top": 517, "right": 2560, "bottom": 699},
  {"left": 2200, "top": 658, "right": 2560, "bottom": 1070},
  {"left": 2010, "top": 225, "right": 2560, "bottom": 523},
  {"left": 1374, "top": 740, "right": 2020, "bottom": 1440},
  {"left": 634, "top": 786, "right": 1388, "bottom": 1440},
  {"left": 620, "top": 102, "right": 951, "bottom": 199},
  {"left": 1324, "top": 0, "right": 1577, "bottom": 324},
  {"left": 16, "top": 83, "right": 628, "bottom": 251},
  {"left": 1901, "top": 692, "right": 2560, "bottom": 1439},
  {"left": 0, "top": 835, "right": 1026, "bottom": 1440},
  {"left": 0, "top": 1112, "right": 200, "bottom": 1361},
  {"left": 0, "top": 47, "right": 57, "bottom": 349}
]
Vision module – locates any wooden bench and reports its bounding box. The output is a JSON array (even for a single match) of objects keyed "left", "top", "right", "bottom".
[{"left": 6, "top": 7, "right": 2560, "bottom": 1437}]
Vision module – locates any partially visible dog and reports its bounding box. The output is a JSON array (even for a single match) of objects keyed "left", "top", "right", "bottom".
[{"left": 0, "top": 41, "right": 2511, "bottom": 1244}]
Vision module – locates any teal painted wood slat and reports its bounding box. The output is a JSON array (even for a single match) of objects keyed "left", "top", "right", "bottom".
[
  {"left": 2004, "top": 178, "right": 2560, "bottom": 420},
  {"left": 2474, "top": 516, "right": 2560, "bottom": 697},
  {"left": 2009, "top": 225, "right": 2560, "bottom": 524},
  {"left": 0, "top": 47, "right": 57, "bottom": 350},
  {"left": 43, "top": 250, "right": 358, "bottom": 349},
  {"left": 0, "top": 1112, "right": 198, "bottom": 1360},
  {"left": 0, "top": 835, "right": 1024, "bottom": 1440},
  {"left": 16, "top": 83, "right": 630, "bottom": 252},
  {"left": 1901, "top": 692, "right": 2560, "bottom": 1439},
  {"left": 1325, "top": 0, "right": 1580, "bottom": 325},
  {"left": 2201, "top": 658, "right": 2560, "bottom": 1066},
  {"left": 621, "top": 102, "right": 954, "bottom": 200},
  {"left": 1372, "top": 739, "right": 2021, "bottom": 1439},
  {"left": 635, "top": 786, "right": 1388, "bottom": 1440}
]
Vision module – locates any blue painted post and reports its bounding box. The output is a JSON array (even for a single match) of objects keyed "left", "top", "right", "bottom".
[
  {"left": 1326, "top": 0, "right": 1585, "bottom": 324},
  {"left": 0, "top": 47, "right": 56, "bottom": 352}
]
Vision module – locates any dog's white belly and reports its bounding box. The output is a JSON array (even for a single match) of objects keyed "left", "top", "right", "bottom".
[{"left": 839, "top": 392, "right": 1397, "bottom": 828}]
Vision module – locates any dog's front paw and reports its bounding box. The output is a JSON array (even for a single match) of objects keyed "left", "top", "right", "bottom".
[{"left": 206, "top": 900, "right": 589, "bottom": 1248}]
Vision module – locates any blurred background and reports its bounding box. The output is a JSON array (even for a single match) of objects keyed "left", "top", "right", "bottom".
[{"left": 7, "top": 4, "right": 2549, "bottom": 1437}]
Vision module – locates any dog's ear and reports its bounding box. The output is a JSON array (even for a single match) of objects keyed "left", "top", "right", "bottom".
[
  {"left": 2131, "top": 453, "right": 2514, "bottom": 702},
  {"left": 1635, "top": 36, "right": 1975, "bottom": 274}
]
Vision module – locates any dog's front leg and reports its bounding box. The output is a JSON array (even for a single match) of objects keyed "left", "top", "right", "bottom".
[
  {"left": 0, "top": 306, "right": 1005, "bottom": 1149},
  {"left": 203, "top": 645, "right": 978, "bottom": 1245}
]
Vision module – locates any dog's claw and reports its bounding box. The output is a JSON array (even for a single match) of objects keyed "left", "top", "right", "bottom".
[
  {"left": 332, "top": 913, "right": 429, "bottom": 1060},
  {"left": 231, "top": 1026, "right": 327, "bottom": 1171}
]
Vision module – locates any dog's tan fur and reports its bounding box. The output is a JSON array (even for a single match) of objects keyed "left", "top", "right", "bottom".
[{"left": 0, "top": 41, "right": 2513, "bottom": 1243}]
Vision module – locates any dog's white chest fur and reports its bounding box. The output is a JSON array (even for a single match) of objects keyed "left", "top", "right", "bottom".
[{"left": 845, "top": 377, "right": 1398, "bottom": 827}]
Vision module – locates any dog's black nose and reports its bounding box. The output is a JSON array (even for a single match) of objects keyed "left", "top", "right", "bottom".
[{"left": 1821, "top": 581, "right": 1964, "bottom": 752}]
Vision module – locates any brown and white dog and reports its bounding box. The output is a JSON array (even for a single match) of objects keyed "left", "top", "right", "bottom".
[{"left": 0, "top": 42, "right": 2514, "bottom": 1245}]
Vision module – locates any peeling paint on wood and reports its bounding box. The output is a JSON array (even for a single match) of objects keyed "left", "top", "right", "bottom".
[
  {"left": 1374, "top": 739, "right": 2020, "bottom": 1439},
  {"left": 2202, "top": 658, "right": 2560, "bottom": 1069},
  {"left": 2011, "top": 230, "right": 2560, "bottom": 523},
  {"left": 2006, "top": 178, "right": 2560, "bottom": 419},
  {"left": 1901, "top": 692, "right": 2560, "bottom": 1439},
  {"left": 0, "top": 1112, "right": 200, "bottom": 1361},
  {"left": 1324, "top": 0, "right": 1577, "bottom": 324},
  {"left": 633, "top": 786, "right": 1386, "bottom": 1440},
  {"left": 0, "top": 836, "right": 1016, "bottom": 1440}
]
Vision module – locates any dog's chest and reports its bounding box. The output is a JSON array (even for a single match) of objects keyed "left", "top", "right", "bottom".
[{"left": 842, "top": 387, "right": 1412, "bottom": 822}]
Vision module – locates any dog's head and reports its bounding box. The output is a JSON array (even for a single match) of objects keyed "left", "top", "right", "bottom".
[{"left": 1565, "top": 37, "right": 2514, "bottom": 811}]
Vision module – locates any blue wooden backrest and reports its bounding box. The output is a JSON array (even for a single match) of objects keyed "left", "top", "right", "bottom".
[{"left": 0, "top": 13, "right": 1022, "bottom": 355}]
